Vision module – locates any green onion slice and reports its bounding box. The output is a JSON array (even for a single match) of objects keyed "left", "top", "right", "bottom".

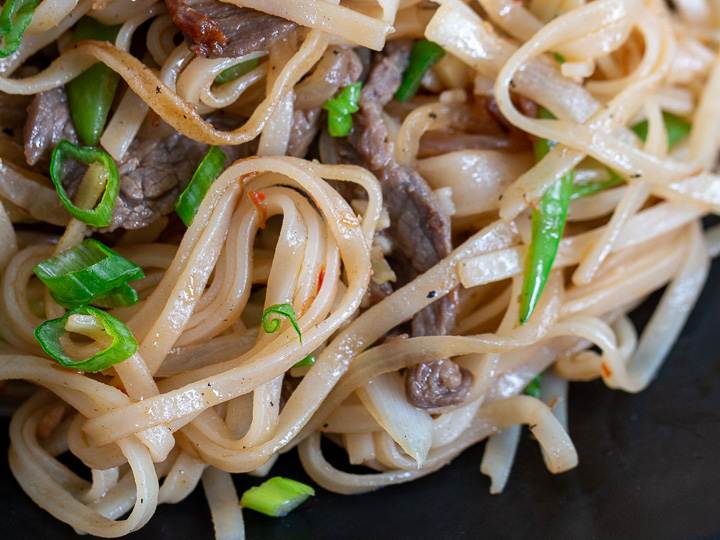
[
  {"left": 553, "top": 52, "right": 566, "bottom": 63},
  {"left": 569, "top": 170, "right": 624, "bottom": 201},
  {"left": 631, "top": 111, "right": 691, "bottom": 149},
  {"left": 50, "top": 140, "right": 120, "bottom": 227},
  {"left": 519, "top": 107, "right": 573, "bottom": 325},
  {"left": 262, "top": 303, "right": 302, "bottom": 343},
  {"left": 215, "top": 58, "right": 259, "bottom": 84},
  {"left": 67, "top": 17, "right": 123, "bottom": 146},
  {"left": 35, "top": 305, "right": 138, "bottom": 372},
  {"left": 175, "top": 146, "right": 226, "bottom": 226},
  {"left": 0, "top": 0, "right": 41, "bottom": 57},
  {"left": 89, "top": 283, "right": 140, "bottom": 309},
  {"left": 322, "top": 82, "right": 362, "bottom": 137},
  {"left": 523, "top": 375, "right": 542, "bottom": 398},
  {"left": 395, "top": 39, "right": 445, "bottom": 103},
  {"left": 34, "top": 238, "right": 144, "bottom": 309},
  {"left": 569, "top": 113, "right": 691, "bottom": 202},
  {"left": 293, "top": 355, "right": 315, "bottom": 368},
  {"left": 240, "top": 477, "right": 315, "bottom": 517}
]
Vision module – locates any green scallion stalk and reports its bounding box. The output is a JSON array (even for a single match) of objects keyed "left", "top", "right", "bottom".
[
  {"left": 631, "top": 111, "right": 691, "bottom": 148},
  {"left": 262, "top": 303, "right": 302, "bottom": 343},
  {"left": 394, "top": 39, "right": 445, "bottom": 103},
  {"left": 35, "top": 305, "right": 138, "bottom": 372},
  {"left": 50, "top": 140, "right": 120, "bottom": 227},
  {"left": 568, "top": 113, "right": 691, "bottom": 201},
  {"left": 67, "top": 17, "right": 122, "bottom": 146},
  {"left": 214, "top": 58, "right": 259, "bottom": 84},
  {"left": 293, "top": 355, "right": 315, "bottom": 368},
  {"left": 91, "top": 283, "right": 140, "bottom": 308},
  {"left": 569, "top": 170, "right": 624, "bottom": 201},
  {"left": 523, "top": 375, "right": 542, "bottom": 399},
  {"left": 34, "top": 238, "right": 144, "bottom": 309},
  {"left": 175, "top": 146, "right": 226, "bottom": 226},
  {"left": 240, "top": 477, "right": 315, "bottom": 517},
  {"left": 322, "top": 82, "right": 362, "bottom": 137},
  {"left": 519, "top": 107, "right": 573, "bottom": 325},
  {"left": 0, "top": 0, "right": 41, "bottom": 57}
]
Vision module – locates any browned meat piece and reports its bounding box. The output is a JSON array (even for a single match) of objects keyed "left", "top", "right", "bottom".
[
  {"left": 405, "top": 359, "right": 473, "bottom": 408},
  {"left": 24, "top": 87, "right": 78, "bottom": 167},
  {"left": 287, "top": 108, "right": 321, "bottom": 158},
  {"left": 22, "top": 90, "right": 249, "bottom": 231},
  {"left": 164, "top": 0, "right": 297, "bottom": 58},
  {"left": 106, "top": 128, "right": 210, "bottom": 230},
  {"left": 341, "top": 41, "right": 471, "bottom": 408},
  {"left": 106, "top": 120, "right": 253, "bottom": 231},
  {"left": 353, "top": 42, "right": 452, "bottom": 277}
]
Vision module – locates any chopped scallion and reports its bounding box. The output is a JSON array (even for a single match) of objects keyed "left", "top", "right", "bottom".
[
  {"left": 293, "top": 355, "right": 315, "bottom": 368},
  {"left": 395, "top": 39, "right": 445, "bottom": 103},
  {"left": 569, "top": 113, "right": 691, "bottom": 202},
  {"left": 262, "top": 303, "right": 302, "bottom": 343},
  {"left": 631, "top": 111, "right": 691, "bottom": 149},
  {"left": 523, "top": 375, "right": 542, "bottom": 399},
  {"left": 34, "top": 238, "right": 144, "bottom": 309},
  {"left": 175, "top": 146, "right": 226, "bottom": 226},
  {"left": 215, "top": 58, "right": 259, "bottom": 84},
  {"left": 35, "top": 305, "right": 138, "bottom": 372},
  {"left": 569, "top": 170, "right": 624, "bottom": 201},
  {"left": 519, "top": 107, "right": 573, "bottom": 325},
  {"left": 322, "top": 82, "right": 362, "bottom": 137},
  {"left": 240, "top": 477, "right": 315, "bottom": 517},
  {"left": 67, "top": 17, "right": 122, "bottom": 146},
  {"left": 50, "top": 140, "right": 120, "bottom": 227},
  {"left": 553, "top": 52, "right": 566, "bottom": 64},
  {"left": 0, "top": 0, "right": 41, "bottom": 57}
]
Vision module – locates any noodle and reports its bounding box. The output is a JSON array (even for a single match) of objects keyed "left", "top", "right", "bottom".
[{"left": 0, "top": 0, "right": 718, "bottom": 536}]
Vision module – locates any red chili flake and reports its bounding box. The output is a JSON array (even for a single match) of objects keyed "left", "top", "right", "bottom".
[
  {"left": 548, "top": 396, "right": 558, "bottom": 409},
  {"left": 600, "top": 362, "right": 613, "bottom": 378},
  {"left": 109, "top": 378, "right": 128, "bottom": 395},
  {"left": 247, "top": 190, "right": 267, "bottom": 228},
  {"left": 149, "top": 109, "right": 161, "bottom": 127},
  {"left": 317, "top": 266, "right": 326, "bottom": 295}
]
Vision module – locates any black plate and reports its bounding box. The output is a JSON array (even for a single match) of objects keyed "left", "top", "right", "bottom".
[{"left": 2, "top": 261, "right": 720, "bottom": 540}]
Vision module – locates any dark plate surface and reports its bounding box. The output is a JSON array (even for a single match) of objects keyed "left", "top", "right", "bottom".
[{"left": 1, "top": 261, "right": 720, "bottom": 540}]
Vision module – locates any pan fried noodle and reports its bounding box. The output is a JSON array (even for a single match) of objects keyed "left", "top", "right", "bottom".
[{"left": 2, "top": 0, "right": 720, "bottom": 535}]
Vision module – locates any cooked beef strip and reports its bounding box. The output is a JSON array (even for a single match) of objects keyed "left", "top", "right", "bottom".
[
  {"left": 24, "top": 87, "right": 79, "bottom": 167},
  {"left": 287, "top": 108, "right": 321, "bottom": 158},
  {"left": 406, "top": 359, "right": 473, "bottom": 408},
  {"left": 105, "top": 127, "right": 211, "bottom": 230},
  {"left": 164, "top": 0, "right": 297, "bottom": 58},
  {"left": 22, "top": 91, "right": 247, "bottom": 231},
  {"left": 100, "top": 118, "right": 251, "bottom": 231},
  {"left": 342, "top": 41, "right": 471, "bottom": 408}
]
